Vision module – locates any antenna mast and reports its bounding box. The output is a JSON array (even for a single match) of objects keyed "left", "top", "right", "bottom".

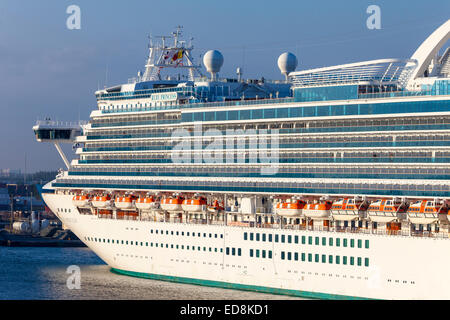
[{"left": 141, "top": 26, "right": 203, "bottom": 82}]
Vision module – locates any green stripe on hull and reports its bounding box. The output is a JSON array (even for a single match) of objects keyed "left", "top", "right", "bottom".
[{"left": 110, "top": 268, "right": 370, "bottom": 300}]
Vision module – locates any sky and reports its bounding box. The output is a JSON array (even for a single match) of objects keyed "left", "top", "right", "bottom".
[{"left": 0, "top": 0, "right": 448, "bottom": 172}]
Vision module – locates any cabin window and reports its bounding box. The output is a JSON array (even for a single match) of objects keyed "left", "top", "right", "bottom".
[
  {"left": 358, "top": 239, "right": 362, "bottom": 248},
  {"left": 357, "top": 257, "right": 362, "bottom": 266},
  {"left": 262, "top": 234, "right": 266, "bottom": 242},
  {"left": 329, "top": 238, "right": 333, "bottom": 246},
  {"left": 295, "top": 236, "right": 299, "bottom": 244},
  {"left": 329, "top": 255, "right": 333, "bottom": 264},
  {"left": 250, "top": 249, "right": 254, "bottom": 257},
  {"left": 350, "top": 239, "right": 355, "bottom": 248},
  {"left": 281, "top": 251, "right": 285, "bottom": 260},
  {"left": 244, "top": 232, "right": 248, "bottom": 240},
  {"left": 365, "top": 258, "right": 369, "bottom": 267},
  {"left": 322, "top": 254, "right": 326, "bottom": 263},
  {"left": 322, "top": 237, "right": 326, "bottom": 246},
  {"left": 336, "top": 255, "right": 340, "bottom": 264}
]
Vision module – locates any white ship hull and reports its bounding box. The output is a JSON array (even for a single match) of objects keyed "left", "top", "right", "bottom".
[{"left": 45, "top": 192, "right": 450, "bottom": 300}]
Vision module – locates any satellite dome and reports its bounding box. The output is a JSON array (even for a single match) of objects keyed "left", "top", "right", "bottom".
[
  {"left": 203, "top": 50, "right": 224, "bottom": 80},
  {"left": 277, "top": 52, "right": 298, "bottom": 80}
]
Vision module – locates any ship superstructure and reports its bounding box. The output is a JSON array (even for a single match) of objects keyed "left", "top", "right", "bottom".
[{"left": 35, "top": 21, "right": 450, "bottom": 299}]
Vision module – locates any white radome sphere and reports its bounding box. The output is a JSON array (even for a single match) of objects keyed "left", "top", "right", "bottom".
[
  {"left": 277, "top": 52, "right": 298, "bottom": 74},
  {"left": 203, "top": 50, "right": 224, "bottom": 73}
]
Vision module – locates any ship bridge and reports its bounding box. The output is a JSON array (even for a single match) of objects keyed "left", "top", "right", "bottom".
[{"left": 33, "top": 119, "right": 86, "bottom": 169}]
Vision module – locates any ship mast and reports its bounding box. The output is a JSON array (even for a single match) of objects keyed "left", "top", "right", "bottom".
[{"left": 141, "top": 26, "right": 203, "bottom": 82}]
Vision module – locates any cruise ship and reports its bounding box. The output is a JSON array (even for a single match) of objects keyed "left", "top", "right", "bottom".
[{"left": 33, "top": 21, "right": 450, "bottom": 299}]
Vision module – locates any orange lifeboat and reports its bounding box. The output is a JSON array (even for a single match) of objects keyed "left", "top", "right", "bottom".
[
  {"left": 72, "top": 194, "right": 90, "bottom": 207},
  {"left": 91, "top": 195, "right": 112, "bottom": 208},
  {"left": 303, "top": 200, "right": 332, "bottom": 219},
  {"left": 275, "top": 199, "right": 306, "bottom": 217},
  {"left": 331, "top": 197, "right": 365, "bottom": 221},
  {"left": 135, "top": 195, "right": 158, "bottom": 210},
  {"left": 160, "top": 196, "right": 184, "bottom": 211},
  {"left": 182, "top": 196, "right": 207, "bottom": 212},
  {"left": 407, "top": 199, "right": 448, "bottom": 224},
  {"left": 114, "top": 194, "right": 136, "bottom": 210},
  {"left": 367, "top": 199, "right": 405, "bottom": 223}
]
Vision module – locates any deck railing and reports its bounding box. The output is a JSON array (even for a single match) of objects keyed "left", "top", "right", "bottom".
[{"left": 80, "top": 208, "right": 450, "bottom": 239}]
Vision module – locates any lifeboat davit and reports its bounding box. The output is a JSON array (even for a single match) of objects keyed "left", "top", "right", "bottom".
[
  {"left": 72, "top": 194, "right": 90, "bottom": 207},
  {"left": 303, "top": 200, "right": 332, "bottom": 219},
  {"left": 160, "top": 196, "right": 184, "bottom": 211},
  {"left": 114, "top": 195, "right": 136, "bottom": 210},
  {"left": 331, "top": 198, "right": 364, "bottom": 221},
  {"left": 135, "top": 196, "right": 158, "bottom": 210},
  {"left": 407, "top": 199, "right": 447, "bottom": 224},
  {"left": 367, "top": 199, "right": 405, "bottom": 223},
  {"left": 182, "top": 197, "right": 207, "bottom": 212},
  {"left": 275, "top": 199, "right": 306, "bottom": 217},
  {"left": 91, "top": 195, "right": 112, "bottom": 208}
]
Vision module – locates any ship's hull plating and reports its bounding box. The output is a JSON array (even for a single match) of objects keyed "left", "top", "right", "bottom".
[{"left": 45, "top": 192, "right": 450, "bottom": 300}]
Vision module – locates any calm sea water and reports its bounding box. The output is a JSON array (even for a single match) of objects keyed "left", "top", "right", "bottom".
[{"left": 0, "top": 247, "right": 303, "bottom": 300}]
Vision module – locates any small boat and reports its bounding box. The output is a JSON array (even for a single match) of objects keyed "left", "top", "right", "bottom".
[
  {"left": 182, "top": 196, "right": 207, "bottom": 212},
  {"left": 367, "top": 199, "right": 405, "bottom": 223},
  {"left": 135, "top": 195, "right": 158, "bottom": 210},
  {"left": 92, "top": 195, "right": 112, "bottom": 208},
  {"left": 407, "top": 199, "right": 448, "bottom": 225},
  {"left": 275, "top": 199, "right": 306, "bottom": 217},
  {"left": 331, "top": 197, "right": 365, "bottom": 221},
  {"left": 207, "top": 200, "right": 224, "bottom": 213},
  {"left": 160, "top": 196, "right": 184, "bottom": 211},
  {"left": 72, "top": 194, "right": 90, "bottom": 207},
  {"left": 114, "top": 195, "right": 136, "bottom": 210},
  {"left": 303, "top": 200, "right": 332, "bottom": 219}
]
